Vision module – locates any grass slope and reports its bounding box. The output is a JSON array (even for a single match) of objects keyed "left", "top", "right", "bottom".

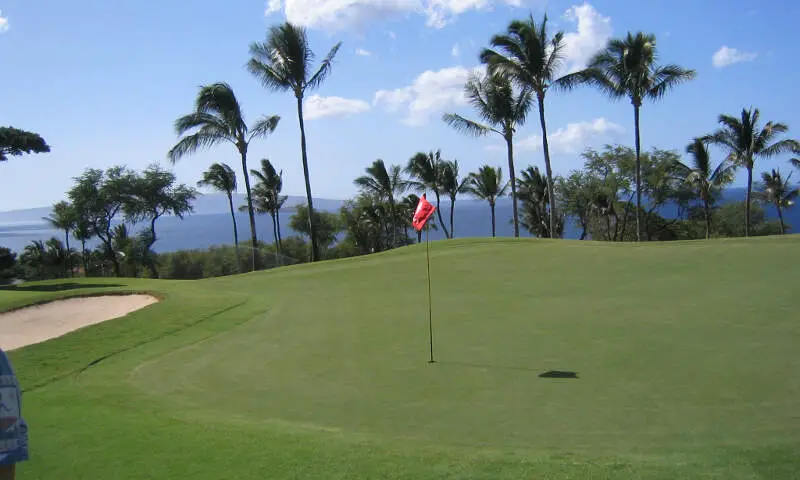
[{"left": 3, "top": 236, "right": 800, "bottom": 479}]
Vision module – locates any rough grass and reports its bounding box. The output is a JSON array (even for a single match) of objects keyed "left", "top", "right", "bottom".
[{"left": 3, "top": 236, "right": 800, "bottom": 479}]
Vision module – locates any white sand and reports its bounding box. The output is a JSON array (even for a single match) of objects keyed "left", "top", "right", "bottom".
[{"left": 0, "top": 295, "right": 159, "bottom": 351}]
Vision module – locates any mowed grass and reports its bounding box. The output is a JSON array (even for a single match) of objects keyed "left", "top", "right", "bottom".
[{"left": 3, "top": 236, "right": 800, "bottom": 479}]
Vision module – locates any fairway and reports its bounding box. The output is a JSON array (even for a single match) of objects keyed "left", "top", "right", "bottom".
[{"left": 4, "top": 236, "right": 800, "bottom": 479}]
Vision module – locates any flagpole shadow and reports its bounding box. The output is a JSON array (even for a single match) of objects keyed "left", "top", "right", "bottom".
[{"left": 434, "top": 361, "right": 579, "bottom": 378}]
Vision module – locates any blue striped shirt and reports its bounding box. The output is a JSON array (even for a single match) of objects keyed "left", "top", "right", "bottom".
[{"left": 0, "top": 349, "right": 28, "bottom": 466}]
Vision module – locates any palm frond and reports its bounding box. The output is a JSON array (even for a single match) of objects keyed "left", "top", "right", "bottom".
[
  {"left": 442, "top": 113, "right": 495, "bottom": 137},
  {"left": 167, "top": 131, "right": 230, "bottom": 164},
  {"left": 647, "top": 64, "right": 697, "bottom": 100},
  {"left": 307, "top": 42, "right": 342, "bottom": 91},
  {"left": 760, "top": 138, "right": 800, "bottom": 158},
  {"left": 173, "top": 112, "right": 230, "bottom": 136},
  {"left": 248, "top": 115, "right": 281, "bottom": 142}
]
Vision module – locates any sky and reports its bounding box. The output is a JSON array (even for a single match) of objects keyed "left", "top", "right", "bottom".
[{"left": 1, "top": 0, "right": 799, "bottom": 211}]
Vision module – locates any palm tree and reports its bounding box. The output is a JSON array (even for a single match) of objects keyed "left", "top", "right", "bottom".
[
  {"left": 480, "top": 14, "right": 575, "bottom": 239},
  {"left": 43, "top": 201, "right": 76, "bottom": 277},
  {"left": 791, "top": 157, "right": 800, "bottom": 171},
  {"left": 705, "top": 108, "right": 800, "bottom": 237},
  {"left": 354, "top": 159, "right": 407, "bottom": 248},
  {"left": 465, "top": 165, "right": 509, "bottom": 237},
  {"left": 517, "top": 165, "right": 563, "bottom": 238},
  {"left": 248, "top": 22, "right": 342, "bottom": 263},
  {"left": 442, "top": 71, "right": 531, "bottom": 237},
  {"left": 437, "top": 160, "right": 469, "bottom": 239},
  {"left": 406, "top": 150, "right": 451, "bottom": 239},
  {"left": 673, "top": 138, "right": 735, "bottom": 239},
  {"left": 198, "top": 163, "right": 240, "bottom": 269},
  {"left": 250, "top": 159, "right": 288, "bottom": 257},
  {"left": 565, "top": 32, "right": 696, "bottom": 241},
  {"left": 168, "top": 82, "right": 280, "bottom": 271},
  {"left": 755, "top": 169, "right": 797, "bottom": 234}
]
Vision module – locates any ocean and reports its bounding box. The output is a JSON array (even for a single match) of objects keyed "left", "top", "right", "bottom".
[{"left": 0, "top": 188, "right": 796, "bottom": 254}]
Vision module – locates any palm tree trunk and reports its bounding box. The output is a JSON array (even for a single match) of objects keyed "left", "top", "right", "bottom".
[
  {"left": 745, "top": 165, "right": 752, "bottom": 238},
  {"left": 449, "top": 197, "right": 455, "bottom": 239},
  {"left": 433, "top": 191, "right": 450, "bottom": 239},
  {"left": 417, "top": 229, "right": 422, "bottom": 243},
  {"left": 271, "top": 212, "right": 279, "bottom": 260},
  {"left": 64, "top": 229, "right": 72, "bottom": 277},
  {"left": 296, "top": 94, "right": 319, "bottom": 262},
  {"left": 276, "top": 207, "right": 283, "bottom": 250},
  {"left": 704, "top": 197, "right": 711, "bottom": 240},
  {"left": 227, "top": 192, "right": 240, "bottom": 272},
  {"left": 633, "top": 104, "right": 642, "bottom": 242},
  {"left": 776, "top": 204, "right": 785, "bottom": 234},
  {"left": 239, "top": 148, "right": 259, "bottom": 271},
  {"left": 505, "top": 134, "right": 520, "bottom": 238},
  {"left": 147, "top": 217, "right": 159, "bottom": 278},
  {"left": 81, "top": 239, "right": 88, "bottom": 277},
  {"left": 490, "top": 201, "right": 496, "bottom": 237},
  {"left": 389, "top": 198, "right": 397, "bottom": 248},
  {"left": 537, "top": 95, "right": 557, "bottom": 239}
]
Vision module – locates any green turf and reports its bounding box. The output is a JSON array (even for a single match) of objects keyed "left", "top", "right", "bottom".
[{"left": 3, "top": 236, "right": 800, "bottom": 479}]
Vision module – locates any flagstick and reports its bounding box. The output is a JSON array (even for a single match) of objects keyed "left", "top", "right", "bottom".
[{"left": 426, "top": 223, "right": 435, "bottom": 364}]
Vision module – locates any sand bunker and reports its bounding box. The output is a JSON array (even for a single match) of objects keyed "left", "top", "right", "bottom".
[{"left": 0, "top": 294, "right": 158, "bottom": 351}]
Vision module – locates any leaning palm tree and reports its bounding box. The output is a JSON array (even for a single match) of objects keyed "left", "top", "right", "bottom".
[
  {"left": 437, "top": 160, "right": 469, "bottom": 239},
  {"left": 754, "top": 169, "right": 798, "bottom": 234},
  {"left": 465, "top": 165, "right": 509, "bottom": 237},
  {"left": 480, "top": 14, "right": 573, "bottom": 239},
  {"left": 198, "top": 163, "right": 240, "bottom": 269},
  {"left": 354, "top": 159, "right": 407, "bottom": 248},
  {"left": 250, "top": 159, "right": 288, "bottom": 256},
  {"left": 443, "top": 71, "right": 531, "bottom": 237},
  {"left": 673, "top": 138, "right": 736, "bottom": 239},
  {"left": 43, "top": 201, "right": 76, "bottom": 277},
  {"left": 565, "top": 32, "right": 696, "bottom": 241},
  {"left": 248, "top": 22, "right": 342, "bottom": 262},
  {"left": 168, "top": 83, "right": 280, "bottom": 271},
  {"left": 405, "top": 150, "right": 451, "bottom": 239},
  {"left": 705, "top": 108, "right": 799, "bottom": 237}
]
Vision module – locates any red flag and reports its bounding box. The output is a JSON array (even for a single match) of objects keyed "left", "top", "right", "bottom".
[{"left": 412, "top": 194, "right": 436, "bottom": 231}]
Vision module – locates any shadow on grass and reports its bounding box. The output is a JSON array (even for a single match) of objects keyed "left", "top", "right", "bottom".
[
  {"left": 0, "top": 282, "right": 126, "bottom": 292},
  {"left": 437, "top": 361, "right": 579, "bottom": 379}
]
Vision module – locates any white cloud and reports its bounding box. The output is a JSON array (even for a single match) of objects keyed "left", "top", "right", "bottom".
[
  {"left": 711, "top": 46, "right": 758, "bottom": 68},
  {"left": 373, "top": 65, "right": 484, "bottom": 126},
  {"left": 356, "top": 48, "right": 371, "bottom": 56},
  {"left": 451, "top": 42, "right": 460, "bottom": 57},
  {"left": 0, "top": 10, "right": 8, "bottom": 33},
  {"left": 561, "top": 3, "right": 613, "bottom": 73},
  {"left": 487, "top": 118, "right": 624, "bottom": 154},
  {"left": 304, "top": 95, "right": 371, "bottom": 120},
  {"left": 265, "top": 0, "right": 282, "bottom": 14},
  {"left": 267, "top": 0, "right": 523, "bottom": 31}
]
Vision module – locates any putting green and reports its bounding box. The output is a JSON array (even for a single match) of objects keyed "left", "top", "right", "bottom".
[{"left": 6, "top": 236, "right": 800, "bottom": 479}]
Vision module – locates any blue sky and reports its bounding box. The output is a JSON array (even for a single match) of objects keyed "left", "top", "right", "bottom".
[{"left": 1, "top": 0, "right": 798, "bottom": 211}]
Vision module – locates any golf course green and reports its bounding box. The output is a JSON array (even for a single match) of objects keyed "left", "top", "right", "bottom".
[{"left": 4, "top": 236, "right": 800, "bottom": 479}]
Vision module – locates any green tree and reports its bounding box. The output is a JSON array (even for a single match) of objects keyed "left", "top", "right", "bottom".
[
  {"left": 754, "top": 169, "right": 798, "bottom": 234},
  {"left": 248, "top": 22, "right": 342, "bottom": 263},
  {"left": 465, "top": 165, "right": 508, "bottom": 237},
  {"left": 674, "top": 138, "right": 735, "bottom": 239},
  {"left": 43, "top": 201, "right": 77, "bottom": 276},
  {"left": 0, "top": 126, "right": 50, "bottom": 161},
  {"left": 288, "top": 204, "right": 341, "bottom": 258},
  {"left": 439, "top": 160, "right": 469, "bottom": 239},
  {"left": 705, "top": 108, "right": 799, "bottom": 237},
  {"left": 480, "top": 14, "right": 572, "bottom": 239},
  {"left": 406, "top": 150, "right": 450, "bottom": 238},
  {"left": 168, "top": 82, "right": 280, "bottom": 271},
  {"left": 557, "top": 171, "right": 598, "bottom": 240},
  {"left": 565, "top": 32, "right": 696, "bottom": 241},
  {"left": 354, "top": 159, "right": 408, "bottom": 247},
  {"left": 198, "top": 163, "right": 240, "bottom": 269},
  {"left": 125, "top": 165, "right": 197, "bottom": 277},
  {"left": 0, "top": 247, "right": 18, "bottom": 285},
  {"left": 442, "top": 71, "right": 531, "bottom": 237},
  {"left": 517, "top": 166, "right": 564, "bottom": 238},
  {"left": 250, "top": 158, "right": 288, "bottom": 257}
]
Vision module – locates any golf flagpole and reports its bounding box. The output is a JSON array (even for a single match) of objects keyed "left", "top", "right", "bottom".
[{"left": 425, "top": 222, "right": 434, "bottom": 363}]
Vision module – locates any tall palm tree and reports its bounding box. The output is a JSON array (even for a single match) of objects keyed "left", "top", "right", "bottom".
[
  {"left": 250, "top": 159, "right": 288, "bottom": 257},
  {"left": 438, "top": 160, "right": 469, "bottom": 239},
  {"left": 198, "top": 163, "right": 240, "bottom": 269},
  {"left": 443, "top": 71, "right": 531, "bottom": 237},
  {"left": 406, "top": 150, "right": 451, "bottom": 239},
  {"left": 705, "top": 108, "right": 799, "bottom": 237},
  {"left": 43, "top": 201, "right": 76, "bottom": 277},
  {"left": 517, "top": 165, "right": 563, "bottom": 238},
  {"left": 354, "top": 159, "right": 407, "bottom": 247},
  {"left": 168, "top": 82, "right": 280, "bottom": 270},
  {"left": 755, "top": 169, "right": 797, "bottom": 234},
  {"left": 480, "top": 14, "right": 574, "bottom": 239},
  {"left": 565, "top": 32, "right": 696, "bottom": 241},
  {"left": 465, "top": 165, "right": 509, "bottom": 237},
  {"left": 248, "top": 22, "right": 342, "bottom": 262},
  {"left": 673, "top": 138, "right": 735, "bottom": 239}
]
